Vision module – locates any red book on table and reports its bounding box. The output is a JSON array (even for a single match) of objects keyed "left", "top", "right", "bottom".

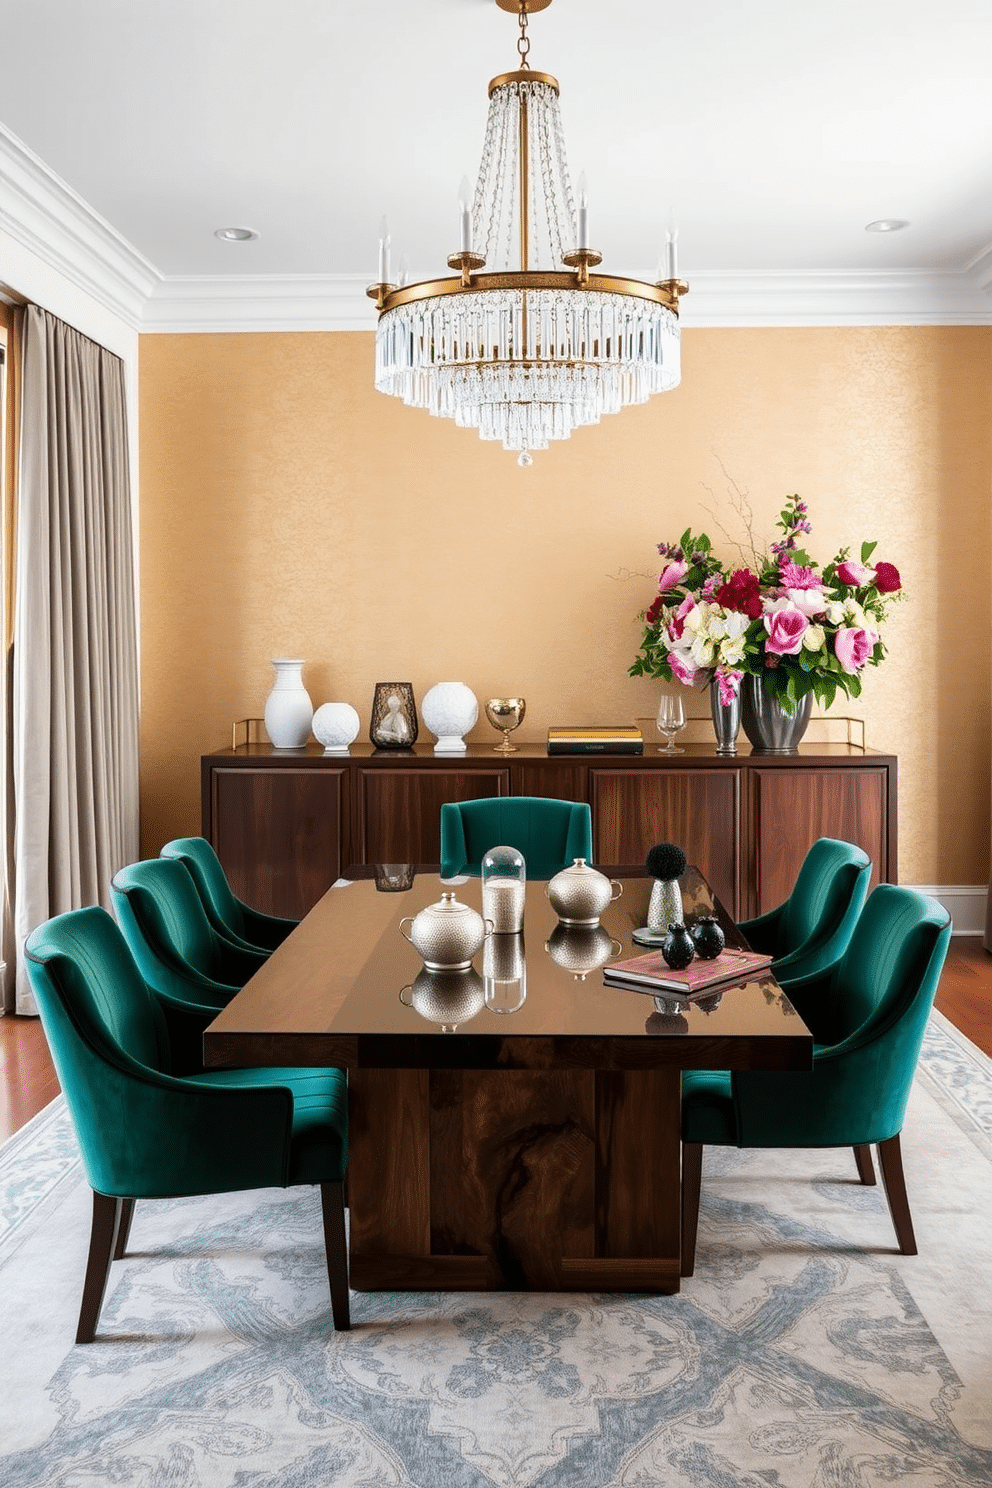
[{"left": 603, "top": 946, "right": 774, "bottom": 997}]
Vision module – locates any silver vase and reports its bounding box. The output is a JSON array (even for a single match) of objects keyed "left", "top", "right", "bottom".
[
  {"left": 740, "top": 674, "right": 813, "bottom": 754},
  {"left": 709, "top": 678, "right": 741, "bottom": 755},
  {"left": 647, "top": 877, "right": 683, "bottom": 933}
]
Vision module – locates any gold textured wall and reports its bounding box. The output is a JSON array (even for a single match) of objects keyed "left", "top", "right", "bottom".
[{"left": 138, "top": 326, "right": 992, "bottom": 885}]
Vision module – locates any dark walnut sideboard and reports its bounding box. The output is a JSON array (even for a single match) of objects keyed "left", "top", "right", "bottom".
[{"left": 201, "top": 740, "right": 897, "bottom": 923}]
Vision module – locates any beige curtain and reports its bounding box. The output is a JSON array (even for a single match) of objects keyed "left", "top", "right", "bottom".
[{"left": 8, "top": 305, "right": 139, "bottom": 1014}]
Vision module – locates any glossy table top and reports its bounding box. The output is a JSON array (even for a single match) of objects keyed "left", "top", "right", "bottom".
[{"left": 203, "top": 868, "right": 813, "bottom": 1073}]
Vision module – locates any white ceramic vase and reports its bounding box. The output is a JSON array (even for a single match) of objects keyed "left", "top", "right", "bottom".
[
  {"left": 312, "top": 702, "right": 361, "bottom": 753},
  {"left": 421, "top": 681, "right": 479, "bottom": 754},
  {"left": 263, "top": 659, "right": 313, "bottom": 748}
]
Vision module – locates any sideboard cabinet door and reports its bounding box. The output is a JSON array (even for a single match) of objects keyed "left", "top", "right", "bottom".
[
  {"left": 590, "top": 768, "right": 742, "bottom": 917},
  {"left": 751, "top": 766, "right": 891, "bottom": 915},
  {"left": 208, "top": 767, "right": 345, "bottom": 919},
  {"left": 355, "top": 767, "right": 510, "bottom": 866}
]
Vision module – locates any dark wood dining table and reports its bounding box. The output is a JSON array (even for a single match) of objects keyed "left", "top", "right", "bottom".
[{"left": 202, "top": 866, "right": 812, "bottom": 1294}]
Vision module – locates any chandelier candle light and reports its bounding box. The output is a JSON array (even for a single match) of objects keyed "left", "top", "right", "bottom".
[{"left": 367, "top": 0, "right": 687, "bottom": 465}]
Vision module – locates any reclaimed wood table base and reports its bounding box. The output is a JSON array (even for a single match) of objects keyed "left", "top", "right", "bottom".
[
  {"left": 203, "top": 869, "right": 811, "bottom": 1294},
  {"left": 347, "top": 1065, "right": 681, "bottom": 1292}
]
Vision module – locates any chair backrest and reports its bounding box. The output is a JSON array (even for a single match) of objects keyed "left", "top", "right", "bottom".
[
  {"left": 825, "top": 884, "right": 951, "bottom": 1050},
  {"left": 160, "top": 836, "right": 246, "bottom": 940},
  {"left": 440, "top": 796, "right": 593, "bottom": 879},
  {"left": 25, "top": 908, "right": 171, "bottom": 1191},
  {"left": 25, "top": 907, "right": 295, "bottom": 1201},
  {"left": 778, "top": 837, "right": 872, "bottom": 957},
  {"left": 111, "top": 857, "right": 227, "bottom": 988},
  {"left": 737, "top": 885, "right": 952, "bottom": 1148}
]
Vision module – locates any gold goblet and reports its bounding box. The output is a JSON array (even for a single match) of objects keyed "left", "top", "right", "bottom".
[{"left": 485, "top": 697, "right": 526, "bottom": 753}]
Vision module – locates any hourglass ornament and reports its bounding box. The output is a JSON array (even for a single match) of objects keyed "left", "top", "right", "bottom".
[{"left": 485, "top": 697, "right": 526, "bottom": 753}]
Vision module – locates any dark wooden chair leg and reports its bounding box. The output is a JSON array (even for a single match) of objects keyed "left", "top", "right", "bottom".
[
  {"left": 76, "top": 1191, "right": 123, "bottom": 1344},
  {"left": 853, "top": 1144, "right": 877, "bottom": 1185},
  {"left": 681, "top": 1142, "right": 703, "bottom": 1277},
  {"left": 320, "top": 1182, "right": 351, "bottom": 1330},
  {"left": 113, "top": 1198, "right": 136, "bottom": 1260},
  {"left": 877, "top": 1133, "right": 917, "bottom": 1255}
]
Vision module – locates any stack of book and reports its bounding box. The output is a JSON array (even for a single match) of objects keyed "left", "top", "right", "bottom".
[
  {"left": 603, "top": 946, "right": 773, "bottom": 998},
  {"left": 547, "top": 726, "right": 643, "bottom": 756}
]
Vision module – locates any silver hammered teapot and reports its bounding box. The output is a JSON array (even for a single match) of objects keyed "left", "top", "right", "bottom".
[
  {"left": 399, "top": 892, "right": 493, "bottom": 970},
  {"left": 546, "top": 858, "right": 622, "bottom": 927}
]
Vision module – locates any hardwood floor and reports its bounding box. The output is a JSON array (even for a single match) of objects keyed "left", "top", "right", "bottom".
[
  {"left": 934, "top": 935, "right": 992, "bottom": 1059},
  {"left": 1, "top": 936, "right": 990, "bottom": 1145},
  {"left": 1, "top": 1012, "right": 61, "bottom": 1143}
]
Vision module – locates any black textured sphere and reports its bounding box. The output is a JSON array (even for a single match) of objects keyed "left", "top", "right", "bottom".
[
  {"left": 662, "top": 923, "right": 695, "bottom": 970},
  {"left": 645, "top": 842, "right": 688, "bottom": 882}
]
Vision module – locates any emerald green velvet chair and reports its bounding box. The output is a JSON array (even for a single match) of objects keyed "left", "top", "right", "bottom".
[
  {"left": 681, "top": 885, "right": 952, "bottom": 1274},
  {"left": 160, "top": 836, "right": 298, "bottom": 954},
  {"left": 738, "top": 837, "right": 872, "bottom": 984},
  {"left": 111, "top": 859, "right": 269, "bottom": 1071},
  {"left": 440, "top": 796, "right": 593, "bottom": 879},
  {"left": 24, "top": 906, "right": 349, "bottom": 1342}
]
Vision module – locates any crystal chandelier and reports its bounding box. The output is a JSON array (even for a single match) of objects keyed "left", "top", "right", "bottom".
[{"left": 368, "top": 0, "right": 687, "bottom": 466}]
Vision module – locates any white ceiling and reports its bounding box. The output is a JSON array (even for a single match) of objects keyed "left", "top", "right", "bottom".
[{"left": 1, "top": 0, "right": 991, "bottom": 327}]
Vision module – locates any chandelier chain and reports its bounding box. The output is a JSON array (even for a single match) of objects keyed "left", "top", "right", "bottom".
[{"left": 517, "top": 5, "right": 531, "bottom": 67}]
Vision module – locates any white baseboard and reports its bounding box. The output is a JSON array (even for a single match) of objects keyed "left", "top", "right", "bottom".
[{"left": 907, "top": 885, "right": 988, "bottom": 935}]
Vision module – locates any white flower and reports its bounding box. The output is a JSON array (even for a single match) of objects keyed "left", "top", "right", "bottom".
[
  {"left": 690, "top": 633, "right": 716, "bottom": 668},
  {"left": 786, "top": 586, "right": 829, "bottom": 618},
  {"left": 683, "top": 601, "right": 713, "bottom": 636},
  {"left": 844, "top": 598, "right": 869, "bottom": 627},
  {"left": 719, "top": 636, "right": 747, "bottom": 665},
  {"left": 802, "top": 623, "right": 826, "bottom": 651},
  {"left": 825, "top": 600, "right": 845, "bottom": 625}
]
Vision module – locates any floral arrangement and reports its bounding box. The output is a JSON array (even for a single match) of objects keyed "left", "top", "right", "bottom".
[{"left": 629, "top": 494, "right": 903, "bottom": 712}]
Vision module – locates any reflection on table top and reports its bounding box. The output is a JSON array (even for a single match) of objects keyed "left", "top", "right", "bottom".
[{"left": 203, "top": 868, "right": 812, "bottom": 1072}]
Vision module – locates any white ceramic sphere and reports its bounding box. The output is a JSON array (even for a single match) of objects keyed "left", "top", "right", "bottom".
[
  {"left": 312, "top": 702, "right": 361, "bottom": 752},
  {"left": 421, "top": 681, "right": 479, "bottom": 752}
]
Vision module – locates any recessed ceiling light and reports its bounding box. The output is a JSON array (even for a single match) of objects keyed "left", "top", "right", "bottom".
[
  {"left": 865, "top": 219, "right": 910, "bottom": 233},
  {"left": 214, "top": 226, "right": 258, "bottom": 242}
]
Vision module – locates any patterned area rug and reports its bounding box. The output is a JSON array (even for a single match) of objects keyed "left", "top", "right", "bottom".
[{"left": 2, "top": 1010, "right": 991, "bottom": 1487}]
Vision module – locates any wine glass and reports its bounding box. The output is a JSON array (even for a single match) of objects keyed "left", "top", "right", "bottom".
[
  {"left": 485, "top": 697, "right": 526, "bottom": 753},
  {"left": 656, "top": 694, "right": 686, "bottom": 753}
]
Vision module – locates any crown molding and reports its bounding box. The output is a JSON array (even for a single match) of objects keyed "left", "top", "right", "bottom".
[
  {"left": 141, "top": 267, "right": 992, "bottom": 333},
  {"left": 141, "top": 275, "right": 375, "bottom": 333},
  {"left": 676, "top": 269, "right": 992, "bottom": 328},
  {"left": 0, "top": 121, "right": 159, "bottom": 329},
  {"left": 2, "top": 119, "right": 991, "bottom": 333},
  {"left": 964, "top": 238, "right": 992, "bottom": 293}
]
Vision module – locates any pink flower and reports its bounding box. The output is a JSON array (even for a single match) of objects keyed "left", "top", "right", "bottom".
[
  {"left": 779, "top": 562, "right": 820, "bottom": 590},
  {"left": 702, "top": 573, "right": 723, "bottom": 600},
  {"left": 666, "top": 594, "right": 696, "bottom": 642},
  {"left": 764, "top": 608, "right": 808, "bottom": 656},
  {"left": 874, "top": 561, "right": 901, "bottom": 593},
  {"left": 715, "top": 666, "right": 744, "bottom": 706},
  {"left": 658, "top": 560, "right": 690, "bottom": 592},
  {"left": 836, "top": 559, "right": 875, "bottom": 587},
  {"left": 668, "top": 648, "right": 700, "bottom": 685},
  {"left": 834, "top": 626, "right": 876, "bottom": 673}
]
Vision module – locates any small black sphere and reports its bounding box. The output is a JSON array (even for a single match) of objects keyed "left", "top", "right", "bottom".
[{"left": 645, "top": 842, "right": 688, "bottom": 882}]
